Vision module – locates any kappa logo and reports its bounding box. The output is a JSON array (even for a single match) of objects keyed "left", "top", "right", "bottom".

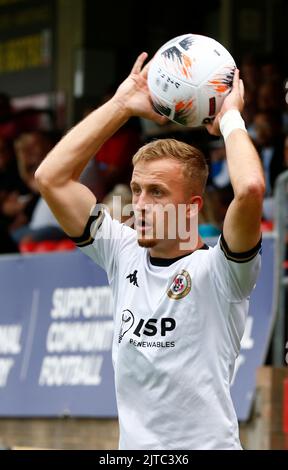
[
  {"left": 126, "top": 270, "right": 139, "bottom": 287},
  {"left": 167, "top": 270, "right": 191, "bottom": 300},
  {"left": 119, "top": 309, "right": 135, "bottom": 343}
]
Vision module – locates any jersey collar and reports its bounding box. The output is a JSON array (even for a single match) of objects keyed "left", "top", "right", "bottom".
[{"left": 149, "top": 244, "right": 209, "bottom": 267}]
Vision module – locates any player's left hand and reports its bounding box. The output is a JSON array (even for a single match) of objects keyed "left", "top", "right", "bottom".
[
  {"left": 113, "top": 52, "right": 168, "bottom": 125},
  {"left": 204, "top": 69, "right": 245, "bottom": 136}
]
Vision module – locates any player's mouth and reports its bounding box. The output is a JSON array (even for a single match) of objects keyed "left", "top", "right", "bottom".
[{"left": 135, "top": 219, "right": 153, "bottom": 233}]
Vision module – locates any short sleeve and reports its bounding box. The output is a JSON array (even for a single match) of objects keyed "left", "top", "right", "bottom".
[
  {"left": 210, "top": 234, "right": 262, "bottom": 302},
  {"left": 70, "top": 207, "right": 136, "bottom": 283}
]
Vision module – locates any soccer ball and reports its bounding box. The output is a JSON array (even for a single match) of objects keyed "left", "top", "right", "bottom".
[{"left": 147, "top": 34, "right": 236, "bottom": 127}]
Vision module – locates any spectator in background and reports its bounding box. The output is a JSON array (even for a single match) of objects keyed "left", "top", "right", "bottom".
[
  {"left": 240, "top": 53, "right": 259, "bottom": 93},
  {"left": 13, "top": 197, "right": 65, "bottom": 244},
  {"left": 11, "top": 130, "right": 65, "bottom": 245},
  {"left": 0, "top": 137, "right": 22, "bottom": 253},
  {"left": 199, "top": 185, "right": 234, "bottom": 237},
  {"left": 257, "top": 81, "right": 283, "bottom": 115},
  {"left": 208, "top": 138, "right": 230, "bottom": 189},
  {"left": 14, "top": 131, "right": 52, "bottom": 193},
  {"left": 253, "top": 111, "right": 286, "bottom": 221},
  {"left": 247, "top": 82, "right": 279, "bottom": 141},
  {"left": 240, "top": 54, "right": 287, "bottom": 137},
  {"left": 0, "top": 137, "right": 20, "bottom": 200},
  {"left": 242, "top": 87, "right": 258, "bottom": 136},
  {"left": 0, "top": 136, "right": 33, "bottom": 240},
  {"left": 198, "top": 138, "right": 233, "bottom": 237},
  {"left": 257, "top": 78, "right": 288, "bottom": 134},
  {"left": 240, "top": 54, "right": 259, "bottom": 133},
  {"left": 253, "top": 111, "right": 286, "bottom": 196}
]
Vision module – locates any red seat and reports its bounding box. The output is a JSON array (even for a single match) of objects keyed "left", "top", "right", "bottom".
[
  {"left": 19, "top": 241, "right": 38, "bottom": 253},
  {"left": 33, "top": 241, "right": 59, "bottom": 252},
  {"left": 19, "top": 239, "right": 76, "bottom": 253},
  {"left": 261, "top": 220, "right": 274, "bottom": 231},
  {"left": 53, "top": 239, "right": 76, "bottom": 251}
]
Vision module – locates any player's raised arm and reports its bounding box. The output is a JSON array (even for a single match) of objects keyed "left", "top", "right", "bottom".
[
  {"left": 35, "top": 53, "right": 166, "bottom": 237},
  {"left": 205, "top": 69, "right": 265, "bottom": 253}
]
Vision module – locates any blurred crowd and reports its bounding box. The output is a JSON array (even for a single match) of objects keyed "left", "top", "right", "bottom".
[{"left": 0, "top": 52, "right": 287, "bottom": 255}]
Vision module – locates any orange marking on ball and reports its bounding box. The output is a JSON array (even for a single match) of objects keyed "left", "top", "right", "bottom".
[
  {"left": 183, "top": 55, "right": 192, "bottom": 68},
  {"left": 181, "top": 66, "right": 188, "bottom": 78},
  {"left": 209, "top": 80, "right": 228, "bottom": 93},
  {"left": 175, "top": 99, "right": 193, "bottom": 111},
  {"left": 175, "top": 101, "right": 185, "bottom": 111}
]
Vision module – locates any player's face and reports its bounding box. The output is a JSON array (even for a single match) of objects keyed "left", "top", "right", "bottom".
[{"left": 131, "top": 158, "right": 201, "bottom": 252}]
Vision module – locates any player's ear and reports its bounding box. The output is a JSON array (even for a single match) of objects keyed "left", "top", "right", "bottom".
[
  {"left": 191, "top": 195, "right": 203, "bottom": 211},
  {"left": 186, "top": 196, "right": 203, "bottom": 218}
]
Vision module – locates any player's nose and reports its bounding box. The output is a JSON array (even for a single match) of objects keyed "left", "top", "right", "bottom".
[{"left": 134, "top": 191, "right": 151, "bottom": 211}]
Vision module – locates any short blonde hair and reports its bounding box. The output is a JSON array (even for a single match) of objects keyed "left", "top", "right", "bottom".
[{"left": 132, "top": 138, "right": 208, "bottom": 195}]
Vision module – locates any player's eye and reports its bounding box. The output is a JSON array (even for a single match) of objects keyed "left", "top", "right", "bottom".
[
  {"left": 151, "top": 188, "right": 163, "bottom": 197},
  {"left": 132, "top": 186, "right": 141, "bottom": 195}
]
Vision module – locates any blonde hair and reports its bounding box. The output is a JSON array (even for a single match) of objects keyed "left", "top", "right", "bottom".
[{"left": 132, "top": 138, "right": 208, "bottom": 195}]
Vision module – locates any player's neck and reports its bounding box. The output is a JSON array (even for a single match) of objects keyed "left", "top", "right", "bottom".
[{"left": 149, "top": 236, "right": 204, "bottom": 259}]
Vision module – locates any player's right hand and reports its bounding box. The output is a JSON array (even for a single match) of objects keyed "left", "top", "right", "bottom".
[
  {"left": 204, "top": 69, "right": 245, "bottom": 136},
  {"left": 112, "top": 52, "right": 168, "bottom": 125}
]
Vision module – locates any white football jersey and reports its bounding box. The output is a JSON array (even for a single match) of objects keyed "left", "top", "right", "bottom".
[{"left": 72, "top": 209, "right": 261, "bottom": 450}]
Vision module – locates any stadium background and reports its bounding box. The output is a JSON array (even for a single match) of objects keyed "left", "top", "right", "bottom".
[{"left": 0, "top": 0, "right": 288, "bottom": 450}]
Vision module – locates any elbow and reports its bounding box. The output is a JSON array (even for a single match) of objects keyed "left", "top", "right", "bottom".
[
  {"left": 247, "top": 179, "right": 266, "bottom": 199},
  {"left": 34, "top": 162, "right": 52, "bottom": 193},
  {"left": 236, "top": 179, "right": 266, "bottom": 202},
  {"left": 34, "top": 149, "right": 60, "bottom": 192}
]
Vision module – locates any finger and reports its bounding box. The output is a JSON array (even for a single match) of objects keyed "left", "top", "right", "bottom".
[
  {"left": 158, "top": 115, "right": 169, "bottom": 125},
  {"left": 131, "top": 52, "right": 148, "bottom": 75},
  {"left": 233, "top": 68, "right": 240, "bottom": 88},
  {"left": 147, "top": 111, "right": 169, "bottom": 125},
  {"left": 153, "top": 113, "right": 169, "bottom": 125},
  {"left": 141, "top": 59, "right": 152, "bottom": 79},
  {"left": 141, "top": 53, "right": 157, "bottom": 79},
  {"left": 239, "top": 79, "right": 245, "bottom": 100}
]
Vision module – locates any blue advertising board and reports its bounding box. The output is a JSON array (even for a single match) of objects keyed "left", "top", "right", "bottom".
[
  {"left": 0, "top": 235, "right": 275, "bottom": 420},
  {"left": 0, "top": 251, "right": 117, "bottom": 417}
]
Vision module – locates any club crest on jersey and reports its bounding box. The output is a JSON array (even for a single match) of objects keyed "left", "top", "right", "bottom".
[{"left": 167, "top": 270, "right": 191, "bottom": 300}]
